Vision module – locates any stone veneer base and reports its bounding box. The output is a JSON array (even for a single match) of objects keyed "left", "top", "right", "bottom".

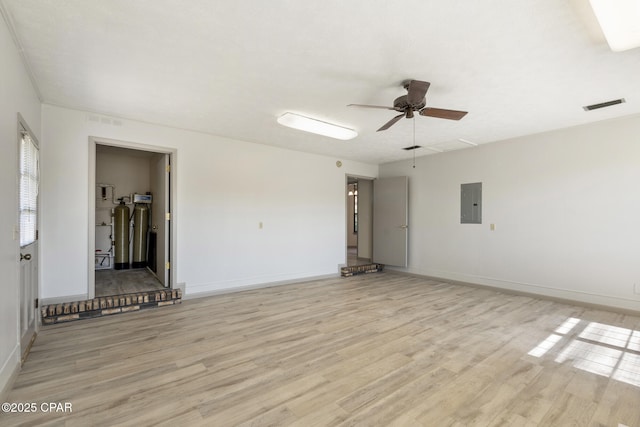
[
  {"left": 41, "top": 289, "right": 182, "bottom": 325},
  {"left": 340, "top": 263, "right": 385, "bottom": 277}
]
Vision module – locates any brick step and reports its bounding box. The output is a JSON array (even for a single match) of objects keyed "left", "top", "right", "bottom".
[
  {"left": 41, "top": 289, "right": 182, "bottom": 325},
  {"left": 340, "top": 263, "right": 385, "bottom": 277}
]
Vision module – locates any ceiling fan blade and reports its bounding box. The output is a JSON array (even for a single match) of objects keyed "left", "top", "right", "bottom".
[
  {"left": 407, "top": 80, "right": 430, "bottom": 105},
  {"left": 419, "top": 107, "right": 468, "bottom": 120},
  {"left": 347, "top": 104, "right": 396, "bottom": 110},
  {"left": 377, "top": 113, "right": 405, "bottom": 131}
]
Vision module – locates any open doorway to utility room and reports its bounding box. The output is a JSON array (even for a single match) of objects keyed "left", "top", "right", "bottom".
[
  {"left": 346, "top": 176, "right": 373, "bottom": 266},
  {"left": 93, "top": 144, "right": 171, "bottom": 297}
]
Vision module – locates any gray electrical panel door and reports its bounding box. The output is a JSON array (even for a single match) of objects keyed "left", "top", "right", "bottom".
[{"left": 461, "top": 182, "right": 482, "bottom": 224}]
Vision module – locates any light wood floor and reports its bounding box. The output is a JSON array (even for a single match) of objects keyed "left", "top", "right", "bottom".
[{"left": 4, "top": 273, "right": 640, "bottom": 426}]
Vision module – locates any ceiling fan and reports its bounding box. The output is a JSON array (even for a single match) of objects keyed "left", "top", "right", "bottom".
[{"left": 348, "top": 80, "right": 468, "bottom": 131}]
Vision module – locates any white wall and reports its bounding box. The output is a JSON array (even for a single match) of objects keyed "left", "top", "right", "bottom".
[
  {"left": 96, "top": 148, "right": 152, "bottom": 209},
  {"left": 41, "top": 104, "right": 378, "bottom": 299},
  {"left": 380, "top": 115, "right": 640, "bottom": 311},
  {"left": 0, "top": 13, "right": 41, "bottom": 397}
]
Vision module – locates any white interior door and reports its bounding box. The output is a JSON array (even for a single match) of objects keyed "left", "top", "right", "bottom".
[
  {"left": 150, "top": 153, "right": 170, "bottom": 287},
  {"left": 373, "top": 176, "right": 408, "bottom": 267},
  {"left": 18, "top": 121, "right": 39, "bottom": 362},
  {"left": 19, "top": 243, "right": 37, "bottom": 358}
]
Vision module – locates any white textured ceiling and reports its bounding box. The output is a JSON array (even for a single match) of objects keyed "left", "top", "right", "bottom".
[{"left": 2, "top": 0, "right": 640, "bottom": 164}]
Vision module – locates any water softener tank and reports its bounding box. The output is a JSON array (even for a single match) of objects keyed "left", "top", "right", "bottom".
[
  {"left": 132, "top": 204, "right": 149, "bottom": 268},
  {"left": 114, "top": 201, "right": 130, "bottom": 270}
]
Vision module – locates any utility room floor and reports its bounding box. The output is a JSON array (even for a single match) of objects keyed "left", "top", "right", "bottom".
[{"left": 95, "top": 268, "right": 165, "bottom": 297}]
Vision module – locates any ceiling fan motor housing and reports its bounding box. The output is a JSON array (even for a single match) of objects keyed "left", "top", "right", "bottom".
[{"left": 393, "top": 95, "right": 426, "bottom": 112}]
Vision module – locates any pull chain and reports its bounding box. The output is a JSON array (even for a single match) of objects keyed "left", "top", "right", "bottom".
[{"left": 412, "top": 117, "right": 416, "bottom": 169}]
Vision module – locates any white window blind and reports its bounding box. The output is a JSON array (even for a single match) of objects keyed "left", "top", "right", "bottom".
[{"left": 19, "top": 132, "right": 39, "bottom": 247}]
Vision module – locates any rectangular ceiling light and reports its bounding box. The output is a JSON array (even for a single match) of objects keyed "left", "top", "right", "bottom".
[
  {"left": 277, "top": 112, "right": 357, "bottom": 140},
  {"left": 589, "top": 0, "right": 640, "bottom": 51}
]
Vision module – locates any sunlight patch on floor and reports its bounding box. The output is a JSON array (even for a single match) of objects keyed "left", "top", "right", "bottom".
[{"left": 528, "top": 317, "right": 640, "bottom": 388}]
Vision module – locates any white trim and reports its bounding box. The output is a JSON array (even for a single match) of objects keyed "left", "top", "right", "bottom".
[
  {"left": 88, "top": 140, "right": 96, "bottom": 299},
  {"left": 183, "top": 273, "right": 339, "bottom": 300},
  {"left": 388, "top": 267, "right": 640, "bottom": 313},
  {"left": 88, "top": 137, "right": 178, "bottom": 299},
  {"left": 0, "top": 344, "right": 20, "bottom": 404}
]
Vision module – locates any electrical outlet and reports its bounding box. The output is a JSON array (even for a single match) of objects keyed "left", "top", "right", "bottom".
[
  {"left": 634, "top": 283, "right": 640, "bottom": 295},
  {"left": 490, "top": 224, "right": 496, "bottom": 231},
  {"left": 259, "top": 222, "right": 263, "bottom": 229}
]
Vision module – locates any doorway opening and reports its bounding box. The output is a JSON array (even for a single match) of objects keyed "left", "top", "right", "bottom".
[
  {"left": 89, "top": 139, "right": 174, "bottom": 299},
  {"left": 343, "top": 175, "right": 409, "bottom": 275},
  {"left": 346, "top": 176, "right": 373, "bottom": 266}
]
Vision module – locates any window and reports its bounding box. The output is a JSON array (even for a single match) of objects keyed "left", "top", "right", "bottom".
[{"left": 19, "top": 129, "right": 39, "bottom": 247}]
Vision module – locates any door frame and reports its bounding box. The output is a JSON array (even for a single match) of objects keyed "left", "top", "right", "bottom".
[
  {"left": 345, "top": 174, "right": 374, "bottom": 266},
  {"left": 87, "top": 137, "right": 177, "bottom": 299}
]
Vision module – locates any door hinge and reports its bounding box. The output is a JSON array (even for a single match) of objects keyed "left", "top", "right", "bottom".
[
  {"left": 34, "top": 298, "right": 38, "bottom": 309},
  {"left": 36, "top": 230, "right": 39, "bottom": 240},
  {"left": 165, "top": 262, "right": 170, "bottom": 270},
  {"left": 166, "top": 164, "right": 171, "bottom": 173},
  {"left": 165, "top": 212, "right": 171, "bottom": 221}
]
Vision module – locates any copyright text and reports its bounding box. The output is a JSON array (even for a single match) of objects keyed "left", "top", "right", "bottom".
[{"left": 2, "top": 402, "right": 72, "bottom": 413}]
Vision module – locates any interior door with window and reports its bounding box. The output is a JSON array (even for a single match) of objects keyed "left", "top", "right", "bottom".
[
  {"left": 373, "top": 176, "right": 408, "bottom": 267},
  {"left": 18, "top": 120, "right": 39, "bottom": 363}
]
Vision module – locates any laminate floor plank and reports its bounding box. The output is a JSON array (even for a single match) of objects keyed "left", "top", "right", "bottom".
[{"left": 3, "top": 272, "right": 640, "bottom": 426}]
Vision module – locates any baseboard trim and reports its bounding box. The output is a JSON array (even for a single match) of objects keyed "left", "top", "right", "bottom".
[
  {"left": 183, "top": 273, "right": 339, "bottom": 300},
  {"left": 0, "top": 345, "right": 20, "bottom": 404},
  {"left": 388, "top": 269, "right": 640, "bottom": 316}
]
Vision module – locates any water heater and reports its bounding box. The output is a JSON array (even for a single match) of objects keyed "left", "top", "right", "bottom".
[
  {"left": 113, "top": 201, "right": 130, "bottom": 270},
  {"left": 132, "top": 204, "right": 149, "bottom": 268}
]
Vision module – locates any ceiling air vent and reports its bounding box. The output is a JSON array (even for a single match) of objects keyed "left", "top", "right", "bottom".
[
  {"left": 583, "top": 98, "right": 625, "bottom": 111},
  {"left": 402, "top": 145, "right": 422, "bottom": 150}
]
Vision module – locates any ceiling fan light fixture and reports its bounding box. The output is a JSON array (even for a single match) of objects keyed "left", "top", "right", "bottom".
[
  {"left": 277, "top": 112, "right": 357, "bottom": 140},
  {"left": 589, "top": 0, "right": 640, "bottom": 51}
]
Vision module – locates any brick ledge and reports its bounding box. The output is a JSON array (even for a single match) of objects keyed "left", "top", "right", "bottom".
[
  {"left": 341, "top": 263, "right": 385, "bottom": 277},
  {"left": 41, "top": 289, "right": 182, "bottom": 325}
]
